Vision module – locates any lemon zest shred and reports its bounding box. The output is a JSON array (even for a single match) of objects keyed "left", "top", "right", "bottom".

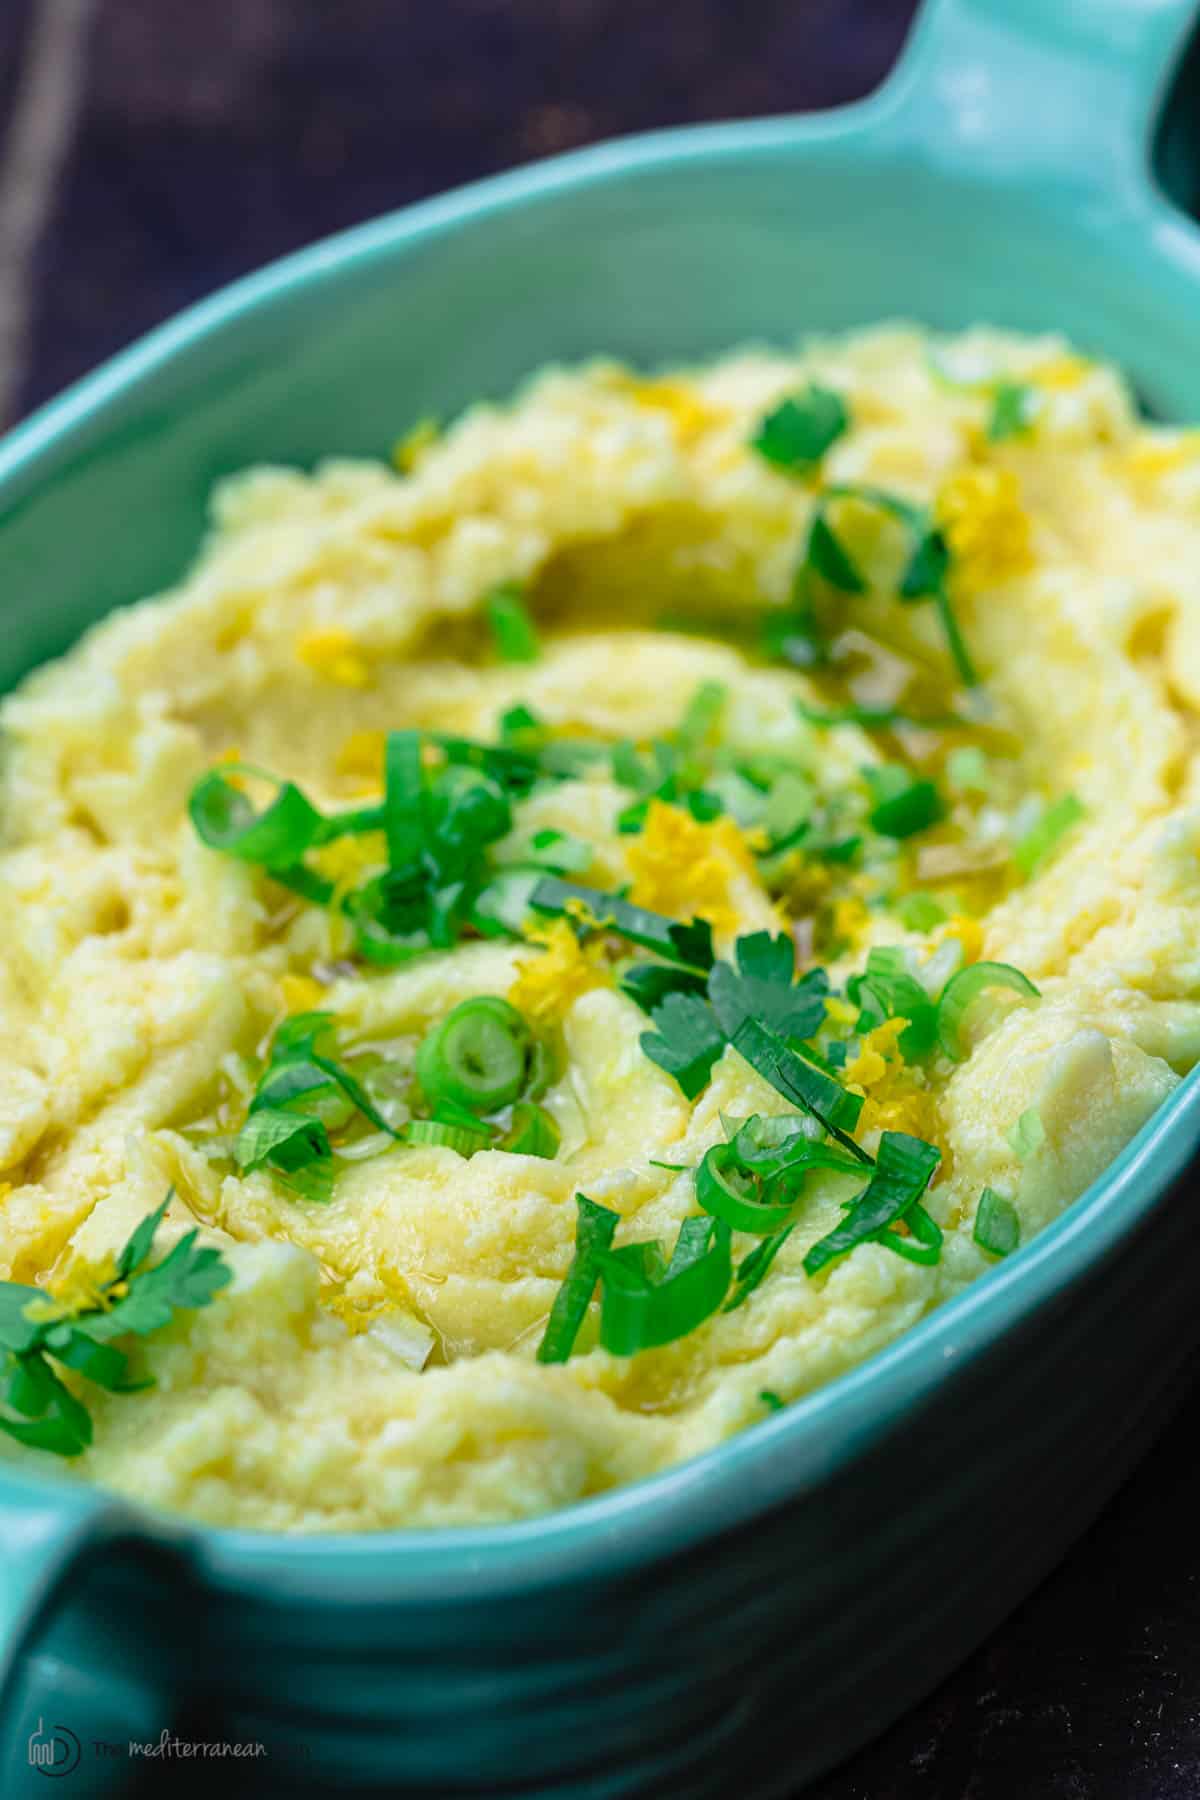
[
  {"left": 279, "top": 973, "right": 325, "bottom": 1014},
  {"left": 935, "top": 467, "right": 1032, "bottom": 595},
  {"left": 296, "top": 627, "right": 371, "bottom": 689},
  {"left": 938, "top": 914, "right": 984, "bottom": 965},
  {"left": 625, "top": 800, "right": 759, "bottom": 939},
  {"left": 335, "top": 729, "right": 386, "bottom": 785},
  {"left": 509, "top": 919, "right": 608, "bottom": 1027}
]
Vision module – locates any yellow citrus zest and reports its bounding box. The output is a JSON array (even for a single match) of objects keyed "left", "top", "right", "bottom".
[
  {"left": 626, "top": 800, "right": 758, "bottom": 939},
  {"left": 843, "top": 1018, "right": 907, "bottom": 1090},
  {"left": 832, "top": 896, "right": 869, "bottom": 948},
  {"left": 935, "top": 466, "right": 1032, "bottom": 595},
  {"left": 335, "top": 729, "right": 386, "bottom": 786},
  {"left": 938, "top": 914, "right": 984, "bottom": 965},
  {"left": 310, "top": 831, "right": 386, "bottom": 887},
  {"left": 296, "top": 626, "right": 371, "bottom": 689},
  {"left": 628, "top": 378, "right": 721, "bottom": 442},
  {"left": 279, "top": 973, "right": 325, "bottom": 1014},
  {"left": 32, "top": 1255, "right": 122, "bottom": 1321},
  {"left": 509, "top": 919, "right": 608, "bottom": 1027},
  {"left": 1033, "top": 353, "right": 1090, "bottom": 390}
]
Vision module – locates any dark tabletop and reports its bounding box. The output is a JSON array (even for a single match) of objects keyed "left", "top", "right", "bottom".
[{"left": 3, "top": 4, "right": 1200, "bottom": 1796}]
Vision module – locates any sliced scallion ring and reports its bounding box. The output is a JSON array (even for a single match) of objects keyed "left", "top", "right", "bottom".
[
  {"left": 503, "top": 1101, "right": 560, "bottom": 1159},
  {"left": 875, "top": 1200, "right": 943, "bottom": 1266},
  {"left": 404, "top": 1117, "right": 490, "bottom": 1155},
  {"left": 696, "top": 1143, "right": 796, "bottom": 1236},
  {"left": 415, "top": 997, "right": 531, "bottom": 1112},
  {"left": 936, "top": 961, "right": 1040, "bottom": 1061}
]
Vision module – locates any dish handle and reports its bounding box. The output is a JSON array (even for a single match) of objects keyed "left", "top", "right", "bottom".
[
  {"left": 0, "top": 1481, "right": 192, "bottom": 1797},
  {"left": 877, "top": 0, "right": 1199, "bottom": 209}
]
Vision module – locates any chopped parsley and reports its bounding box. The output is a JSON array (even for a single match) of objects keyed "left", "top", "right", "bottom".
[
  {"left": 751, "top": 385, "right": 849, "bottom": 473},
  {"left": 0, "top": 1194, "right": 231, "bottom": 1457}
]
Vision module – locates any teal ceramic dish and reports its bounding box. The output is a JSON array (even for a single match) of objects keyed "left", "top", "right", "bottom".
[{"left": 3, "top": 1, "right": 1200, "bottom": 1792}]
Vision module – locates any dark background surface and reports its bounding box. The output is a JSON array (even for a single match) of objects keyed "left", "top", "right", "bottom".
[{"left": 3, "top": 3, "right": 1200, "bottom": 1797}]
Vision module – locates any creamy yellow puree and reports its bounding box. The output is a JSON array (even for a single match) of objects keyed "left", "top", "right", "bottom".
[{"left": 0, "top": 325, "right": 1196, "bottom": 1531}]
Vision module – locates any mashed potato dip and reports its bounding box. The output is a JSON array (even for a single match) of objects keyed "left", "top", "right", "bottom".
[{"left": 0, "top": 326, "right": 1197, "bottom": 1532}]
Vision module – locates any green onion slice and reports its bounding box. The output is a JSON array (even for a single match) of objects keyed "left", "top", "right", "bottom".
[
  {"left": 875, "top": 1199, "right": 943, "bottom": 1266},
  {"left": 503, "top": 1101, "right": 561, "bottom": 1159},
  {"left": 848, "top": 945, "right": 939, "bottom": 1061},
  {"left": 530, "top": 877, "right": 714, "bottom": 970},
  {"left": 189, "top": 768, "right": 327, "bottom": 867},
  {"left": 536, "top": 1195, "right": 620, "bottom": 1364},
  {"left": 730, "top": 1016, "right": 868, "bottom": 1156},
  {"left": 1013, "top": 793, "right": 1085, "bottom": 876},
  {"left": 596, "top": 1217, "right": 732, "bottom": 1356},
  {"left": 485, "top": 583, "right": 541, "bottom": 663},
  {"left": 1008, "top": 1107, "right": 1046, "bottom": 1161},
  {"left": 416, "top": 997, "right": 531, "bottom": 1113},
  {"left": 865, "top": 766, "right": 943, "bottom": 839},
  {"left": 404, "top": 1117, "right": 491, "bottom": 1154},
  {"left": 803, "top": 1130, "right": 941, "bottom": 1276},
  {"left": 696, "top": 1143, "right": 797, "bottom": 1235},
  {"left": 936, "top": 961, "right": 1040, "bottom": 1061},
  {"left": 973, "top": 1186, "right": 1021, "bottom": 1256}
]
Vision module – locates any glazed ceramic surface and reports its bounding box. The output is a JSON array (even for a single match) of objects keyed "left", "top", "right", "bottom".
[{"left": 2, "top": 1, "right": 1200, "bottom": 1793}]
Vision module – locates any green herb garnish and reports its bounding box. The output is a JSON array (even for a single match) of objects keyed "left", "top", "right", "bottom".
[
  {"left": 1013, "top": 793, "right": 1085, "bottom": 876},
  {"left": 235, "top": 1011, "right": 402, "bottom": 1202},
  {"left": 897, "top": 892, "right": 949, "bottom": 932},
  {"left": 0, "top": 1194, "right": 231, "bottom": 1457},
  {"left": 988, "top": 381, "right": 1035, "bottom": 442},
  {"left": 639, "top": 992, "right": 729, "bottom": 1100},
  {"left": 974, "top": 1186, "right": 1021, "bottom": 1256},
  {"left": 792, "top": 484, "right": 980, "bottom": 688},
  {"left": 802, "top": 1131, "right": 941, "bottom": 1276},
  {"left": 485, "top": 582, "right": 541, "bottom": 663},
  {"left": 847, "top": 945, "right": 939, "bottom": 1060},
  {"left": 751, "top": 385, "right": 848, "bottom": 473},
  {"left": 864, "top": 765, "right": 943, "bottom": 838},
  {"left": 594, "top": 1216, "right": 733, "bottom": 1355},
  {"left": 529, "top": 877, "right": 715, "bottom": 970},
  {"left": 416, "top": 997, "right": 532, "bottom": 1113},
  {"left": 708, "top": 931, "right": 829, "bottom": 1043},
  {"left": 1008, "top": 1107, "right": 1046, "bottom": 1161},
  {"left": 536, "top": 1194, "right": 619, "bottom": 1364},
  {"left": 730, "top": 1016, "right": 868, "bottom": 1155},
  {"left": 503, "top": 1101, "right": 561, "bottom": 1159},
  {"left": 936, "top": 961, "right": 1040, "bottom": 1061}
]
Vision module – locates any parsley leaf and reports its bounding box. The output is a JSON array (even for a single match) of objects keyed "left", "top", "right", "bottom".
[
  {"left": 640, "top": 992, "right": 728, "bottom": 1099},
  {"left": 708, "top": 931, "right": 829, "bottom": 1043},
  {"left": 0, "top": 1194, "right": 232, "bottom": 1458},
  {"left": 751, "top": 385, "right": 849, "bottom": 473}
]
